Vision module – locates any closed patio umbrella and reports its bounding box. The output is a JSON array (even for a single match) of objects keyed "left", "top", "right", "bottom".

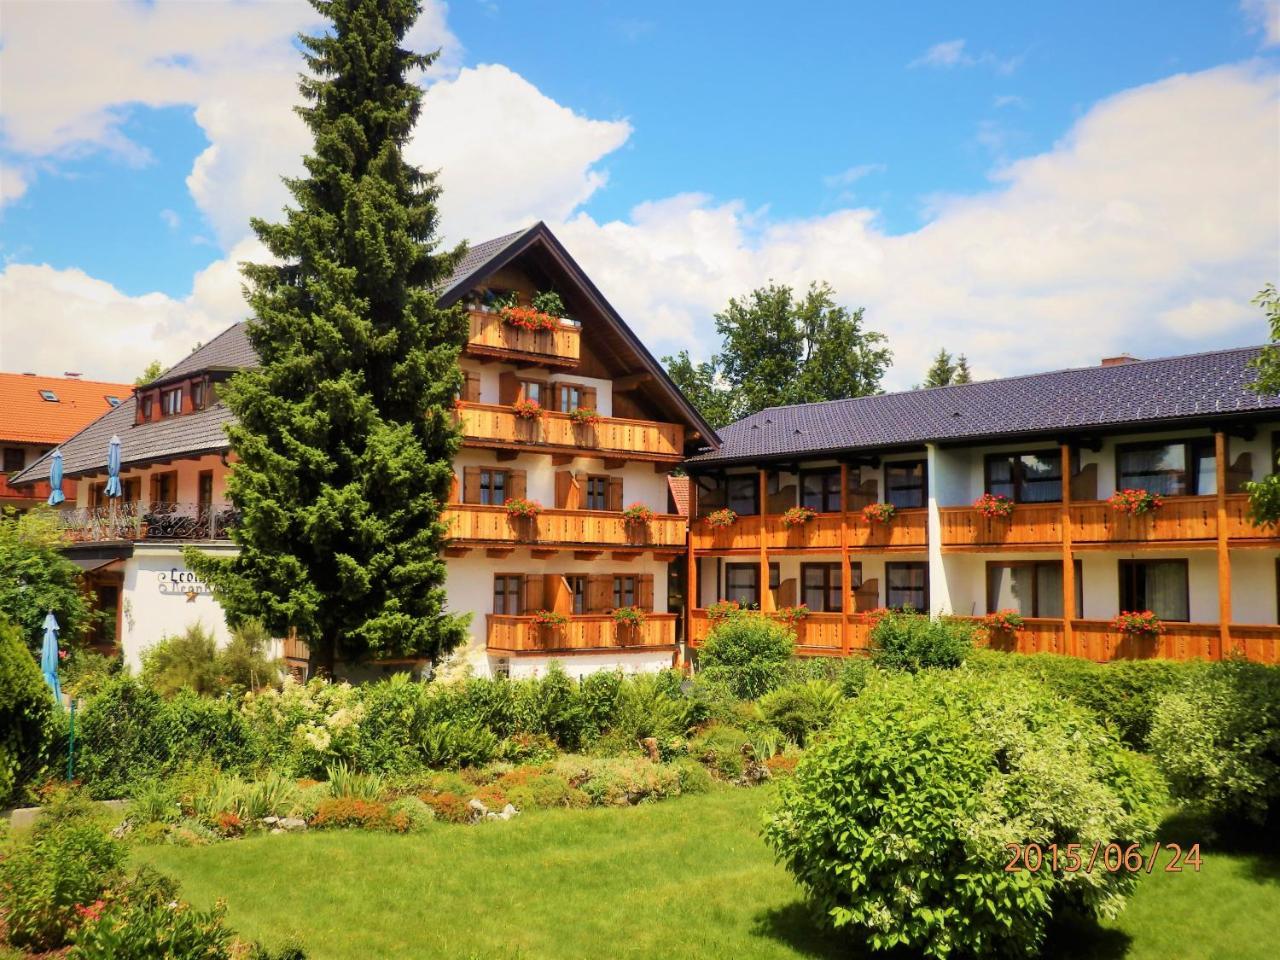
[
  {"left": 104, "top": 435, "right": 122, "bottom": 498},
  {"left": 40, "top": 611, "right": 62, "bottom": 702},
  {"left": 47, "top": 448, "right": 65, "bottom": 506}
]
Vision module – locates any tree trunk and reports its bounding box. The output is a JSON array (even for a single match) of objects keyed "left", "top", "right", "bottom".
[{"left": 309, "top": 632, "right": 338, "bottom": 680}]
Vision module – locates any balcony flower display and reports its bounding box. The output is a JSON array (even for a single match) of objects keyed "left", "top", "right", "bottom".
[
  {"left": 862, "top": 502, "right": 896, "bottom": 524},
  {"left": 775, "top": 604, "right": 810, "bottom": 626},
  {"left": 705, "top": 508, "right": 737, "bottom": 528},
  {"left": 974, "top": 492, "right": 1016, "bottom": 519},
  {"left": 531, "top": 609, "right": 569, "bottom": 627},
  {"left": 780, "top": 506, "right": 817, "bottom": 528},
  {"left": 500, "top": 304, "right": 558, "bottom": 333},
  {"left": 861, "top": 607, "right": 892, "bottom": 626},
  {"left": 1112, "top": 610, "right": 1164, "bottom": 636},
  {"left": 1108, "top": 488, "right": 1163, "bottom": 515},
  {"left": 706, "top": 599, "right": 742, "bottom": 622},
  {"left": 613, "top": 606, "right": 647, "bottom": 642},
  {"left": 504, "top": 497, "right": 541, "bottom": 519},
  {"left": 622, "top": 503, "right": 656, "bottom": 524},
  {"left": 982, "top": 609, "right": 1025, "bottom": 634},
  {"left": 568, "top": 406, "right": 601, "bottom": 426},
  {"left": 511, "top": 398, "right": 544, "bottom": 420}
]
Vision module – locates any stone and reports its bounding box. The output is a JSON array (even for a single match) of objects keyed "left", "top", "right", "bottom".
[
  {"left": 271, "top": 827, "right": 286, "bottom": 835},
  {"left": 501, "top": 804, "right": 518, "bottom": 820},
  {"left": 262, "top": 816, "right": 280, "bottom": 826},
  {"left": 279, "top": 817, "right": 307, "bottom": 832}
]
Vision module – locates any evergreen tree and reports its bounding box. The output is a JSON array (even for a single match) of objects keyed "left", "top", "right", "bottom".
[
  {"left": 953, "top": 354, "right": 973, "bottom": 384},
  {"left": 188, "top": 0, "right": 467, "bottom": 674},
  {"left": 918, "top": 348, "right": 973, "bottom": 388},
  {"left": 1244, "top": 283, "right": 1280, "bottom": 525}
]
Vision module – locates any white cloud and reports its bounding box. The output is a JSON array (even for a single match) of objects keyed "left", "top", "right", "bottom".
[
  {"left": 909, "top": 39, "right": 1020, "bottom": 74},
  {"left": 823, "top": 163, "right": 886, "bottom": 189},
  {"left": 0, "top": 162, "right": 28, "bottom": 208},
  {"left": 159, "top": 209, "right": 180, "bottom": 230},
  {"left": 1242, "top": 0, "right": 1280, "bottom": 46}
]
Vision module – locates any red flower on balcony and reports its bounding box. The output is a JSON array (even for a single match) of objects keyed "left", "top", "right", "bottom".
[
  {"left": 706, "top": 599, "right": 741, "bottom": 622},
  {"left": 511, "top": 398, "right": 545, "bottom": 420},
  {"left": 974, "top": 492, "right": 1016, "bottom": 519},
  {"left": 504, "top": 497, "right": 541, "bottom": 519},
  {"left": 704, "top": 508, "right": 737, "bottom": 528},
  {"left": 568, "top": 406, "right": 601, "bottom": 426},
  {"left": 531, "top": 609, "right": 569, "bottom": 626},
  {"left": 1108, "top": 489, "right": 1163, "bottom": 515},
  {"left": 1112, "top": 610, "right": 1164, "bottom": 636},
  {"left": 622, "top": 503, "right": 655, "bottom": 524},
  {"left": 862, "top": 502, "right": 896, "bottom": 524},
  {"left": 612, "top": 605, "right": 647, "bottom": 627},
  {"left": 780, "top": 506, "right": 816, "bottom": 528},
  {"left": 501, "top": 304, "right": 559, "bottom": 332},
  {"left": 982, "top": 609, "right": 1025, "bottom": 633},
  {"left": 775, "top": 604, "right": 810, "bottom": 625}
]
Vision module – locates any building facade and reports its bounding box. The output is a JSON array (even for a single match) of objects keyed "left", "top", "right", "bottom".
[{"left": 685, "top": 350, "right": 1280, "bottom": 665}]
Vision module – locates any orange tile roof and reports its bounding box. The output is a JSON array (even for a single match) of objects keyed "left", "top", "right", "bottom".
[
  {"left": 667, "top": 475, "right": 691, "bottom": 517},
  {"left": 0, "top": 372, "right": 134, "bottom": 445}
]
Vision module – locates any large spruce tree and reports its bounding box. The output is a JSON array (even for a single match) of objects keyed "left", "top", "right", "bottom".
[{"left": 189, "top": 0, "right": 467, "bottom": 674}]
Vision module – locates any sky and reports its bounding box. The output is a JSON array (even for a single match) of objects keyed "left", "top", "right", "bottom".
[{"left": 1, "top": 0, "right": 1278, "bottom": 391}]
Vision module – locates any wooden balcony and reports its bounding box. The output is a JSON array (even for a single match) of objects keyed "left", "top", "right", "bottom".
[
  {"left": 687, "top": 609, "right": 877, "bottom": 654},
  {"left": 0, "top": 473, "right": 70, "bottom": 502},
  {"left": 939, "top": 503, "right": 1063, "bottom": 550},
  {"left": 486, "top": 612, "right": 678, "bottom": 655},
  {"left": 457, "top": 402, "right": 684, "bottom": 462},
  {"left": 691, "top": 508, "right": 928, "bottom": 553},
  {"left": 444, "top": 503, "right": 686, "bottom": 554},
  {"left": 465, "top": 308, "right": 580, "bottom": 366}
]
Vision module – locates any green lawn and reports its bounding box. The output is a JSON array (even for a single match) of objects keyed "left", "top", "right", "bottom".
[{"left": 137, "top": 788, "right": 1279, "bottom": 960}]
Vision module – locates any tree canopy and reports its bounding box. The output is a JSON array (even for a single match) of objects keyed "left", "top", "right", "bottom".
[
  {"left": 188, "top": 0, "right": 468, "bottom": 673},
  {"left": 0, "top": 508, "right": 96, "bottom": 653},
  {"left": 663, "top": 282, "right": 891, "bottom": 427},
  {"left": 1245, "top": 283, "right": 1280, "bottom": 526},
  {"left": 918, "top": 348, "right": 972, "bottom": 388}
]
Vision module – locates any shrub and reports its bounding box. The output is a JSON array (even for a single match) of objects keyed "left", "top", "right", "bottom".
[
  {"left": 418, "top": 720, "right": 499, "bottom": 769},
  {"left": 688, "top": 724, "right": 755, "bottom": 781},
  {"left": 763, "top": 671, "right": 1166, "bottom": 959},
  {"left": 698, "top": 613, "right": 794, "bottom": 698},
  {"left": 868, "top": 611, "right": 973, "bottom": 672},
  {"left": 0, "top": 616, "right": 57, "bottom": 805},
  {"left": 240, "top": 676, "right": 366, "bottom": 777},
  {"left": 325, "top": 762, "right": 385, "bottom": 802},
  {"left": 571, "top": 757, "right": 681, "bottom": 806},
  {"left": 311, "top": 797, "right": 398, "bottom": 831},
  {"left": 141, "top": 623, "right": 224, "bottom": 696},
  {"left": 217, "top": 619, "right": 281, "bottom": 693},
  {"left": 387, "top": 795, "right": 436, "bottom": 831},
  {"left": 1149, "top": 658, "right": 1280, "bottom": 824},
  {"left": 59, "top": 646, "right": 120, "bottom": 700},
  {"left": 671, "top": 757, "right": 715, "bottom": 795},
  {"left": 418, "top": 790, "right": 470, "bottom": 823},
  {"left": 755, "top": 679, "right": 843, "bottom": 746},
  {"left": 0, "top": 507, "right": 97, "bottom": 651},
  {"left": 498, "top": 767, "right": 588, "bottom": 810}
]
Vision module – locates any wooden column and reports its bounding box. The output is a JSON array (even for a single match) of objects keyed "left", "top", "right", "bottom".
[
  {"left": 1215, "top": 430, "right": 1232, "bottom": 659},
  {"left": 684, "top": 478, "right": 698, "bottom": 669},
  {"left": 1060, "top": 443, "right": 1076, "bottom": 658},
  {"left": 840, "top": 463, "right": 853, "bottom": 655},
  {"left": 758, "top": 469, "right": 772, "bottom": 611}
]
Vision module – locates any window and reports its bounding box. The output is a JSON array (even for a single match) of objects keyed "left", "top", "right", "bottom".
[
  {"left": 520, "top": 380, "right": 543, "bottom": 406},
  {"left": 2, "top": 448, "right": 23, "bottom": 473},
  {"left": 726, "top": 474, "right": 759, "bottom": 516},
  {"left": 724, "top": 562, "right": 779, "bottom": 607},
  {"left": 800, "top": 469, "right": 842, "bottom": 513},
  {"left": 585, "top": 476, "right": 608, "bottom": 511},
  {"left": 104, "top": 395, "right": 121, "bottom": 407},
  {"left": 479, "top": 469, "right": 507, "bottom": 506},
  {"left": 150, "top": 471, "right": 178, "bottom": 505},
  {"left": 566, "top": 575, "right": 587, "bottom": 615},
  {"left": 885, "top": 460, "right": 926, "bottom": 509},
  {"left": 613, "top": 575, "right": 637, "bottom": 608},
  {"left": 493, "top": 575, "right": 523, "bottom": 615},
  {"left": 1119, "top": 560, "right": 1189, "bottom": 622},
  {"left": 161, "top": 388, "right": 183, "bottom": 416},
  {"left": 38, "top": 389, "right": 58, "bottom": 402},
  {"left": 886, "top": 562, "right": 928, "bottom": 611},
  {"left": 987, "top": 561, "right": 1082, "bottom": 618},
  {"left": 141, "top": 394, "right": 155, "bottom": 421},
  {"left": 801, "top": 563, "right": 844, "bottom": 612},
  {"left": 557, "top": 383, "right": 582, "bottom": 412},
  {"left": 1116, "top": 439, "right": 1216, "bottom": 497},
  {"left": 197, "top": 471, "right": 214, "bottom": 511},
  {"left": 191, "top": 381, "right": 205, "bottom": 410},
  {"left": 985, "top": 451, "right": 1062, "bottom": 503}
]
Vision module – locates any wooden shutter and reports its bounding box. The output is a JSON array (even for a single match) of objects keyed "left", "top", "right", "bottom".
[
  {"left": 580, "top": 385, "right": 597, "bottom": 412},
  {"left": 463, "top": 466, "right": 481, "bottom": 504},
  {"left": 636, "top": 574, "right": 655, "bottom": 611},
  {"left": 499, "top": 371, "right": 519, "bottom": 405},
  {"left": 508, "top": 469, "right": 527, "bottom": 500},
  {"left": 462, "top": 371, "right": 481, "bottom": 403},
  {"left": 607, "top": 476, "right": 624, "bottom": 512},
  {"left": 767, "top": 474, "right": 796, "bottom": 513},
  {"left": 449, "top": 473, "right": 461, "bottom": 503},
  {"left": 522, "top": 575, "right": 544, "bottom": 613},
  {"left": 545, "top": 574, "right": 572, "bottom": 615},
  {"left": 1070, "top": 463, "right": 1098, "bottom": 501},
  {"left": 1226, "top": 452, "right": 1253, "bottom": 494},
  {"left": 555, "top": 470, "right": 580, "bottom": 510},
  {"left": 587, "top": 575, "right": 613, "bottom": 612},
  {"left": 854, "top": 577, "right": 879, "bottom": 612},
  {"left": 777, "top": 578, "right": 797, "bottom": 608}
]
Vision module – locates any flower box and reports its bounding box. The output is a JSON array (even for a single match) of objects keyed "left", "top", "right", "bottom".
[
  {"left": 1108, "top": 489, "right": 1163, "bottom": 515},
  {"left": 622, "top": 503, "right": 656, "bottom": 524},
  {"left": 780, "top": 506, "right": 816, "bottom": 528},
  {"left": 704, "top": 508, "right": 737, "bottom": 528},
  {"left": 512, "top": 398, "right": 544, "bottom": 420},
  {"left": 862, "top": 503, "right": 896, "bottom": 524},
  {"left": 504, "top": 497, "right": 541, "bottom": 519},
  {"left": 568, "top": 407, "right": 601, "bottom": 426},
  {"left": 1111, "top": 610, "right": 1164, "bottom": 636},
  {"left": 974, "top": 493, "right": 1015, "bottom": 519}
]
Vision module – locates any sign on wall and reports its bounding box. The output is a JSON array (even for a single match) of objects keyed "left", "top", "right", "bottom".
[{"left": 158, "top": 567, "right": 214, "bottom": 602}]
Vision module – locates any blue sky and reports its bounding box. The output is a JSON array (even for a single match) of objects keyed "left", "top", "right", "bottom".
[{"left": 1, "top": 0, "right": 1277, "bottom": 385}]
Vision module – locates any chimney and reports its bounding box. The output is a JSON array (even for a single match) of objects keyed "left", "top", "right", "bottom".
[{"left": 1101, "top": 354, "right": 1139, "bottom": 367}]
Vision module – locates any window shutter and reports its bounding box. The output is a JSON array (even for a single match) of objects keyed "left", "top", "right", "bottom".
[
  {"left": 449, "top": 473, "right": 461, "bottom": 503},
  {"left": 463, "top": 466, "right": 481, "bottom": 504},
  {"left": 499, "top": 371, "right": 519, "bottom": 405},
  {"left": 544, "top": 574, "right": 572, "bottom": 615},
  {"left": 522, "top": 575, "right": 544, "bottom": 613},
  {"left": 587, "top": 575, "right": 613, "bottom": 612},
  {"left": 508, "top": 469, "right": 527, "bottom": 500},
  {"left": 767, "top": 474, "right": 796, "bottom": 513},
  {"left": 580, "top": 385, "right": 597, "bottom": 412},
  {"left": 854, "top": 577, "right": 879, "bottom": 611},
  {"left": 636, "top": 574, "right": 655, "bottom": 611},
  {"left": 607, "top": 476, "right": 624, "bottom": 512},
  {"left": 777, "top": 578, "right": 797, "bottom": 608},
  {"left": 555, "top": 470, "right": 576, "bottom": 509},
  {"left": 463, "top": 371, "right": 481, "bottom": 403}
]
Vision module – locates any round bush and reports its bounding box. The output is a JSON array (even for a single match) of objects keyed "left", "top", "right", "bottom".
[
  {"left": 698, "top": 613, "right": 795, "bottom": 698},
  {"left": 763, "top": 670, "right": 1166, "bottom": 958},
  {"left": 0, "top": 616, "right": 57, "bottom": 805},
  {"left": 868, "top": 611, "right": 973, "bottom": 672}
]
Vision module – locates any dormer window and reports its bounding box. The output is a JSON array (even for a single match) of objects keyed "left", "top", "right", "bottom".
[
  {"left": 39, "top": 389, "right": 58, "bottom": 402},
  {"left": 161, "top": 387, "right": 183, "bottom": 416},
  {"left": 191, "top": 380, "right": 205, "bottom": 410},
  {"left": 105, "top": 395, "right": 121, "bottom": 407},
  {"left": 141, "top": 394, "right": 155, "bottom": 421}
]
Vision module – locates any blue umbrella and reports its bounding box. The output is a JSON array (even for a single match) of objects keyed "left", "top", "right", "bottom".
[
  {"left": 47, "top": 448, "right": 65, "bottom": 506},
  {"left": 104, "top": 435, "right": 122, "bottom": 498},
  {"left": 40, "top": 611, "right": 62, "bottom": 703}
]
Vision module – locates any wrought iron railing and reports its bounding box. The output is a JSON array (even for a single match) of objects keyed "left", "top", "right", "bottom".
[{"left": 61, "top": 501, "right": 238, "bottom": 542}]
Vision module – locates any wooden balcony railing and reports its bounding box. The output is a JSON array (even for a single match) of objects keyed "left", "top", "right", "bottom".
[
  {"left": 457, "top": 402, "right": 684, "bottom": 461},
  {"left": 444, "top": 503, "right": 686, "bottom": 550},
  {"left": 691, "top": 508, "right": 928, "bottom": 552},
  {"left": 687, "top": 609, "right": 877, "bottom": 654},
  {"left": 486, "top": 612, "right": 677, "bottom": 654},
  {"left": 939, "top": 503, "right": 1063, "bottom": 549},
  {"left": 0, "top": 473, "right": 70, "bottom": 502},
  {"left": 61, "top": 501, "right": 237, "bottom": 543},
  {"left": 465, "top": 308, "right": 580, "bottom": 365},
  {"left": 1070, "top": 496, "right": 1218, "bottom": 545}
]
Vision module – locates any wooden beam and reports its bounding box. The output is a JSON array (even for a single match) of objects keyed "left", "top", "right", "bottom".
[
  {"left": 1216, "top": 430, "right": 1232, "bottom": 659},
  {"left": 551, "top": 454, "right": 575, "bottom": 466},
  {"left": 685, "top": 480, "right": 698, "bottom": 671},
  {"left": 530, "top": 548, "right": 558, "bottom": 559},
  {"left": 840, "top": 462, "right": 853, "bottom": 655},
  {"left": 603, "top": 458, "right": 626, "bottom": 470},
  {"left": 759, "top": 468, "right": 773, "bottom": 612},
  {"left": 1060, "top": 443, "right": 1075, "bottom": 658},
  {"left": 495, "top": 449, "right": 520, "bottom": 462},
  {"left": 485, "top": 547, "right": 514, "bottom": 558},
  {"left": 444, "top": 546, "right": 472, "bottom": 558},
  {"left": 611, "top": 550, "right": 641, "bottom": 562},
  {"left": 574, "top": 550, "right": 603, "bottom": 561}
]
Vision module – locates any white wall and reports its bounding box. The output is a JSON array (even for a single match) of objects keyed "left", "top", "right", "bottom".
[
  {"left": 452, "top": 448, "right": 669, "bottom": 514},
  {"left": 460, "top": 357, "right": 614, "bottom": 417},
  {"left": 120, "top": 542, "right": 237, "bottom": 670},
  {"left": 1231, "top": 549, "right": 1278, "bottom": 624},
  {"left": 72, "top": 453, "right": 231, "bottom": 508},
  {"left": 1078, "top": 550, "right": 1219, "bottom": 622}
]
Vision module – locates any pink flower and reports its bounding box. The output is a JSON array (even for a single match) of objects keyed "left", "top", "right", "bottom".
[{"left": 58, "top": 649, "right": 68, "bottom": 660}]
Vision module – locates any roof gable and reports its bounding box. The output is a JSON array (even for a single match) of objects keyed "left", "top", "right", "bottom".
[{"left": 0, "top": 373, "right": 133, "bottom": 446}]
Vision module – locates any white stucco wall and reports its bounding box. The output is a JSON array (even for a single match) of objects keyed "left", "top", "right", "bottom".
[
  {"left": 1230, "top": 549, "right": 1278, "bottom": 624},
  {"left": 460, "top": 358, "right": 614, "bottom": 418},
  {"left": 451, "top": 448, "right": 669, "bottom": 513},
  {"left": 72, "top": 453, "right": 231, "bottom": 508},
  {"left": 119, "top": 543, "right": 237, "bottom": 670}
]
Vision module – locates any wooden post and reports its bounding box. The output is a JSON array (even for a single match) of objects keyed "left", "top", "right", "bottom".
[
  {"left": 1060, "top": 443, "right": 1075, "bottom": 658},
  {"left": 1215, "top": 430, "right": 1232, "bottom": 659},
  {"left": 758, "top": 469, "right": 772, "bottom": 612},
  {"left": 840, "top": 463, "right": 853, "bottom": 655},
  {"left": 684, "top": 478, "right": 698, "bottom": 670}
]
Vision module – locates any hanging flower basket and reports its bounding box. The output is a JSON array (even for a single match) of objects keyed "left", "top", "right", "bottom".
[
  {"left": 512, "top": 398, "right": 544, "bottom": 420},
  {"left": 504, "top": 497, "right": 541, "bottom": 519},
  {"left": 500, "top": 304, "right": 558, "bottom": 332},
  {"left": 531, "top": 609, "right": 569, "bottom": 627},
  {"left": 780, "top": 506, "right": 816, "bottom": 528},
  {"left": 974, "top": 493, "right": 1016, "bottom": 519},
  {"left": 775, "top": 604, "right": 810, "bottom": 626},
  {"left": 706, "top": 599, "right": 741, "bottom": 623},
  {"left": 1112, "top": 610, "right": 1164, "bottom": 637},
  {"left": 705, "top": 508, "right": 737, "bottom": 528},
  {"left": 568, "top": 407, "right": 601, "bottom": 426},
  {"left": 862, "top": 503, "right": 896, "bottom": 524},
  {"left": 983, "top": 609, "right": 1025, "bottom": 634},
  {"left": 622, "top": 503, "right": 656, "bottom": 524},
  {"left": 1108, "top": 489, "right": 1163, "bottom": 515},
  {"left": 613, "top": 605, "right": 647, "bottom": 643}
]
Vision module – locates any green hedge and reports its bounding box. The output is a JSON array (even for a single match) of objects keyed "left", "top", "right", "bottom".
[{"left": 0, "top": 617, "right": 58, "bottom": 805}]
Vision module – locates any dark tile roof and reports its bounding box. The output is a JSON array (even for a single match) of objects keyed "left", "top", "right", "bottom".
[
  {"left": 438, "top": 228, "right": 528, "bottom": 300},
  {"left": 153, "top": 321, "right": 256, "bottom": 384},
  {"left": 689, "top": 346, "right": 1280, "bottom": 465}
]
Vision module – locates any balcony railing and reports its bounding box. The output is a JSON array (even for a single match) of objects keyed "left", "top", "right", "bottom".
[
  {"left": 444, "top": 504, "right": 685, "bottom": 550},
  {"left": 691, "top": 508, "right": 928, "bottom": 552},
  {"left": 486, "top": 612, "right": 677, "bottom": 654},
  {"left": 687, "top": 609, "right": 878, "bottom": 653},
  {"left": 61, "top": 501, "right": 237, "bottom": 543},
  {"left": 465, "top": 308, "right": 581, "bottom": 365},
  {"left": 457, "top": 402, "right": 684, "bottom": 461},
  {"left": 0, "top": 473, "right": 71, "bottom": 502}
]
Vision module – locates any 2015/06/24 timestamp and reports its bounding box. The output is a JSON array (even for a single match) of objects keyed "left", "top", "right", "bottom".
[{"left": 1004, "top": 842, "right": 1202, "bottom": 874}]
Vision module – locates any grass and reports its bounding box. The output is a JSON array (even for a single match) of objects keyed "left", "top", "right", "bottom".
[{"left": 136, "top": 788, "right": 1280, "bottom": 960}]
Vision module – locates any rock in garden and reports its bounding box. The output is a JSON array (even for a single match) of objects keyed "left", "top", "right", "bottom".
[
  {"left": 279, "top": 817, "right": 307, "bottom": 831},
  {"left": 501, "top": 804, "right": 518, "bottom": 820}
]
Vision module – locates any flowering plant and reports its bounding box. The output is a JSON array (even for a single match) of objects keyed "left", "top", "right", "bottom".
[
  {"left": 775, "top": 604, "right": 811, "bottom": 625},
  {"left": 504, "top": 497, "right": 541, "bottom": 519},
  {"left": 705, "top": 508, "right": 737, "bottom": 528},
  {"left": 983, "top": 609, "right": 1025, "bottom": 633},
  {"left": 780, "top": 506, "right": 817, "bottom": 528},
  {"left": 500, "top": 304, "right": 558, "bottom": 332},
  {"left": 512, "top": 398, "right": 544, "bottom": 420},
  {"left": 568, "top": 406, "right": 601, "bottom": 426},
  {"left": 531, "top": 609, "right": 569, "bottom": 627},
  {"left": 707, "top": 599, "right": 742, "bottom": 622},
  {"left": 622, "top": 503, "right": 656, "bottom": 524},
  {"left": 613, "top": 605, "right": 647, "bottom": 628},
  {"left": 862, "top": 502, "right": 896, "bottom": 523},
  {"left": 1108, "top": 488, "right": 1163, "bottom": 515},
  {"left": 861, "top": 607, "right": 892, "bottom": 626},
  {"left": 974, "top": 492, "right": 1016, "bottom": 519},
  {"left": 1112, "top": 610, "right": 1164, "bottom": 636}
]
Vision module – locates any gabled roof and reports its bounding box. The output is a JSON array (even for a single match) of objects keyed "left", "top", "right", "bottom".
[
  {"left": 667, "top": 475, "right": 691, "bottom": 516},
  {"left": 149, "top": 321, "right": 256, "bottom": 386},
  {"left": 689, "top": 345, "right": 1280, "bottom": 466},
  {"left": 0, "top": 373, "right": 133, "bottom": 446}
]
